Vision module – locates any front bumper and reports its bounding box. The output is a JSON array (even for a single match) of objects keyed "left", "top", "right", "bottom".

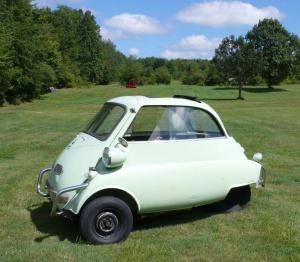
[
  {"left": 256, "top": 167, "right": 266, "bottom": 188},
  {"left": 36, "top": 167, "right": 89, "bottom": 215}
]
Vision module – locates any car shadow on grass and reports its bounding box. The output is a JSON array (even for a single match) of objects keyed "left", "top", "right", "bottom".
[
  {"left": 28, "top": 202, "right": 217, "bottom": 243},
  {"left": 27, "top": 202, "right": 81, "bottom": 243},
  {"left": 133, "top": 206, "right": 215, "bottom": 231}
]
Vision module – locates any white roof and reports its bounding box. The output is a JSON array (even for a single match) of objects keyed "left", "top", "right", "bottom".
[{"left": 108, "top": 96, "right": 213, "bottom": 112}]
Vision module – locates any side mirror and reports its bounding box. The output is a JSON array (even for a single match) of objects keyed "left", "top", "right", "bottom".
[
  {"left": 102, "top": 146, "right": 127, "bottom": 168},
  {"left": 118, "top": 137, "right": 128, "bottom": 148}
]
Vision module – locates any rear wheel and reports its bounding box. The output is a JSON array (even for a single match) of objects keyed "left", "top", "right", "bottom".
[
  {"left": 211, "top": 185, "right": 251, "bottom": 213},
  {"left": 80, "top": 196, "right": 133, "bottom": 244}
]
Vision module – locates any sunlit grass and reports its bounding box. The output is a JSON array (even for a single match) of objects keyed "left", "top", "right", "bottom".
[{"left": 0, "top": 83, "right": 299, "bottom": 261}]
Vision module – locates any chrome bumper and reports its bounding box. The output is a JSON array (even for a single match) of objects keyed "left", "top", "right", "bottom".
[
  {"left": 36, "top": 167, "right": 89, "bottom": 215},
  {"left": 37, "top": 167, "right": 52, "bottom": 197},
  {"left": 256, "top": 167, "right": 266, "bottom": 188}
]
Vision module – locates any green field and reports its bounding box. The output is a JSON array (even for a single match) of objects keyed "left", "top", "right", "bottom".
[{"left": 0, "top": 83, "right": 299, "bottom": 261}]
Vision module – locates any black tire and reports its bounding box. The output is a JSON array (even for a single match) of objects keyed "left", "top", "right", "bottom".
[
  {"left": 80, "top": 196, "right": 133, "bottom": 244},
  {"left": 211, "top": 185, "right": 251, "bottom": 213}
]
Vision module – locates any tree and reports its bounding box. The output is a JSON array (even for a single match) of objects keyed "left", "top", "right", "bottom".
[
  {"left": 182, "top": 62, "right": 204, "bottom": 85},
  {"left": 0, "top": 15, "right": 11, "bottom": 105},
  {"left": 204, "top": 64, "right": 224, "bottom": 86},
  {"left": 290, "top": 37, "right": 300, "bottom": 83},
  {"left": 246, "top": 19, "right": 298, "bottom": 88},
  {"left": 154, "top": 66, "right": 171, "bottom": 84},
  {"left": 77, "top": 10, "right": 103, "bottom": 83},
  {"left": 213, "top": 35, "right": 258, "bottom": 99},
  {"left": 119, "top": 58, "right": 143, "bottom": 85},
  {"left": 99, "top": 40, "right": 126, "bottom": 84}
]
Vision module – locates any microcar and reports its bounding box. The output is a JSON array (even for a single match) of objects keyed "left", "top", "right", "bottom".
[{"left": 36, "top": 95, "right": 265, "bottom": 244}]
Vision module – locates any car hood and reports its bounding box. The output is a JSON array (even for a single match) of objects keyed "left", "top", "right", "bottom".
[{"left": 47, "top": 132, "right": 106, "bottom": 191}]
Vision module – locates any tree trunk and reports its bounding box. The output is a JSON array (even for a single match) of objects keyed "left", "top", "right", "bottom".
[
  {"left": 267, "top": 75, "right": 274, "bottom": 90},
  {"left": 237, "top": 84, "right": 244, "bottom": 100},
  {"left": 267, "top": 81, "right": 272, "bottom": 89}
]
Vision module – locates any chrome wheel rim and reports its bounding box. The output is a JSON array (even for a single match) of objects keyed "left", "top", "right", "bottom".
[{"left": 95, "top": 211, "right": 119, "bottom": 236}]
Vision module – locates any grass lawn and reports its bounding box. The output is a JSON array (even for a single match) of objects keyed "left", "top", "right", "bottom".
[{"left": 0, "top": 83, "right": 299, "bottom": 261}]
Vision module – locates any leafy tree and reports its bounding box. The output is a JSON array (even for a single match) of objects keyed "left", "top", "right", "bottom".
[
  {"left": 77, "top": 10, "right": 103, "bottom": 83},
  {"left": 204, "top": 64, "right": 224, "bottom": 86},
  {"left": 154, "top": 66, "right": 171, "bottom": 84},
  {"left": 119, "top": 58, "right": 143, "bottom": 85},
  {"left": 0, "top": 15, "right": 11, "bottom": 105},
  {"left": 99, "top": 40, "right": 126, "bottom": 84},
  {"left": 182, "top": 62, "right": 204, "bottom": 85},
  {"left": 213, "top": 35, "right": 258, "bottom": 99},
  {"left": 290, "top": 37, "right": 300, "bottom": 83},
  {"left": 246, "top": 19, "right": 298, "bottom": 88}
]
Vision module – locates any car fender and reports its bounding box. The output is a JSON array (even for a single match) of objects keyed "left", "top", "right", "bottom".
[{"left": 65, "top": 173, "right": 141, "bottom": 214}]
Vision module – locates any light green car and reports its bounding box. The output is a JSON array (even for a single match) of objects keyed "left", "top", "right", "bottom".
[{"left": 36, "top": 95, "right": 265, "bottom": 244}]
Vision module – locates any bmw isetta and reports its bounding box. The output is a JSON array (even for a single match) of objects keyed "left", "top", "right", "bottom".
[{"left": 36, "top": 95, "right": 265, "bottom": 244}]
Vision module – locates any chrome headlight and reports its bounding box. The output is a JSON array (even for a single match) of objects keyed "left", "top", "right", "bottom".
[{"left": 53, "top": 163, "right": 63, "bottom": 175}]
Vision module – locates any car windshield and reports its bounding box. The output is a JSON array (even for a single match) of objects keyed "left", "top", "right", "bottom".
[{"left": 84, "top": 103, "right": 125, "bottom": 141}]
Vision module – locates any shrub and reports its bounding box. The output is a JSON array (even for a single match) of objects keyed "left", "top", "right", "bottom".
[
  {"left": 204, "top": 65, "right": 224, "bottom": 86},
  {"left": 182, "top": 73, "right": 204, "bottom": 85},
  {"left": 154, "top": 66, "right": 171, "bottom": 84},
  {"left": 119, "top": 59, "right": 143, "bottom": 85}
]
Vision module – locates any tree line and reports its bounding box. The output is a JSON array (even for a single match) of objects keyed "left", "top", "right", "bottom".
[
  {"left": 0, "top": 1, "right": 299, "bottom": 106},
  {"left": 214, "top": 19, "right": 300, "bottom": 99},
  {"left": 0, "top": 0, "right": 125, "bottom": 105}
]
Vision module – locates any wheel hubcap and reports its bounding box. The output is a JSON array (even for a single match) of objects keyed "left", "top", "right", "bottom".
[{"left": 96, "top": 211, "right": 119, "bottom": 235}]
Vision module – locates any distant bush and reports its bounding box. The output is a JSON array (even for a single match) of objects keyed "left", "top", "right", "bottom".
[
  {"left": 119, "top": 58, "right": 143, "bottom": 85},
  {"left": 182, "top": 73, "right": 204, "bottom": 85},
  {"left": 247, "top": 75, "right": 265, "bottom": 86},
  {"left": 154, "top": 66, "right": 171, "bottom": 84},
  {"left": 138, "top": 75, "right": 156, "bottom": 85},
  {"left": 33, "top": 63, "right": 57, "bottom": 93},
  {"left": 204, "top": 65, "right": 224, "bottom": 86}
]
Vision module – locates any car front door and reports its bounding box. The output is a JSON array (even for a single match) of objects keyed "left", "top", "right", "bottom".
[{"left": 119, "top": 105, "right": 237, "bottom": 213}]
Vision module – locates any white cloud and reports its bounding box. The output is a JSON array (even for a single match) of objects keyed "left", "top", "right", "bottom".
[
  {"left": 101, "top": 27, "right": 125, "bottom": 41},
  {"left": 161, "top": 35, "right": 221, "bottom": 59},
  {"left": 176, "top": 1, "right": 283, "bottom": 27},
  {"left": 103, "top": 13, "right": 165, "bottom": 40},
  {"left": 129, "top": 48, "right": 140, "bottom": 56}
]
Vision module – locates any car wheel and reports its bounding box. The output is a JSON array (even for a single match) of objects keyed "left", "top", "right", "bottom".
[
  {"left": 211, "top": 185, "right": 251, "bottom": 213},
  {"left": 80, "top": 196, "right": 133, "bottom": 244}
]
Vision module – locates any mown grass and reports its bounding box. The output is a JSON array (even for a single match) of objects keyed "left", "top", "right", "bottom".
[{"left": 0, "top": 83, "right": 299, "bottom": 261}]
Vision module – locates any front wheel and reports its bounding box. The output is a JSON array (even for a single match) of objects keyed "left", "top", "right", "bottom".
[
  {"left": 211, "top": 185, "right": 251, "bottom": 213},
  {"left": 80, "top": 196, "right": 133, "bottom": 244}
]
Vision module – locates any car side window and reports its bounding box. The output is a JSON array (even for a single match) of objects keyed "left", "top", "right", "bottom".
[
  {"left": 124, "top": 106, "right": 224, "bottom": 141},
  {"left": 188, "top": 108, "right": 224, "bottom": 138}
]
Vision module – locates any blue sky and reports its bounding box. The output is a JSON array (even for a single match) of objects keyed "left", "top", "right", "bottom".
[{"left": 35, "top": 0, "right": 300, "bottom": 59}]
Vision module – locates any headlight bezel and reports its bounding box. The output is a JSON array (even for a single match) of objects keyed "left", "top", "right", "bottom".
[{"left": 53, "top": 163, "right": 63, "bottom": 176}]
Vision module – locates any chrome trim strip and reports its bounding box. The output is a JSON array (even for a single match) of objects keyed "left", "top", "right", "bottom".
[
  {"left": 55, "top": 182, "right": 89, "bottom": 198},
  {"left": 36, "top": 167, "right": 51, "bottom": 197},
  {"left": 50, "top": 181, "right": 89, "bottom": 216}
]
